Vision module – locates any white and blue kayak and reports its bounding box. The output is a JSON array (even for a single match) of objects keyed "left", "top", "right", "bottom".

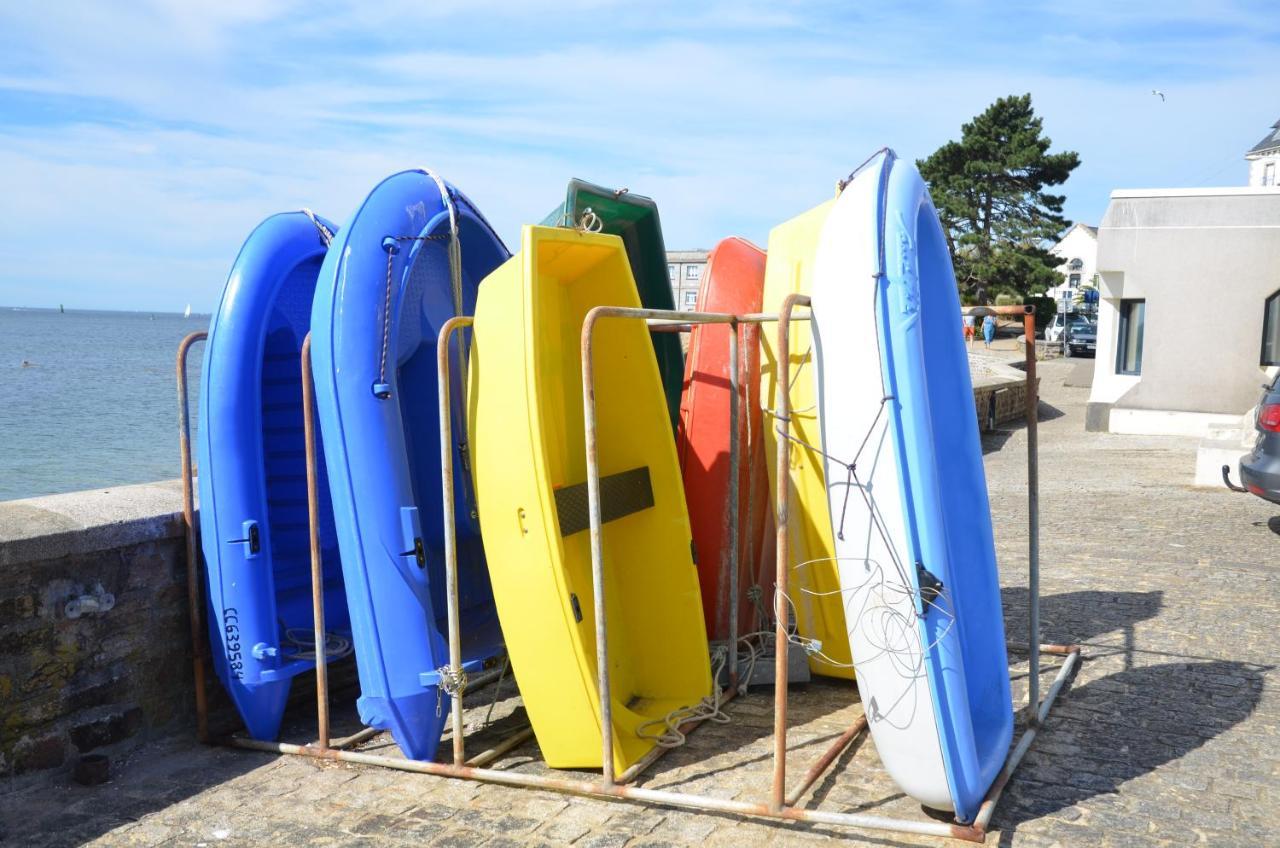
[
  {"left": 197, "top": 211, "right": 351, "bottom": 740},
  {"left": 811, "top": 149, "right": 1012, "bottom": 822},
  {"left": 310, "top": 170, "right": 509, "bottom": 760}
]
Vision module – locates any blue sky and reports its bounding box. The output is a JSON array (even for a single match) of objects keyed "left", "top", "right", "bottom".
[{"left": 1, "top": 1, "right": 1277, "bottom": 311}]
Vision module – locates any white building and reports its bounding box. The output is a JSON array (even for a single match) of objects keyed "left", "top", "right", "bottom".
[
  {"left": 1086, "top": 187, "right": 1280, "bottom": 437},
  {"left": 667, "top": 250, "right": 708, "bottom": 310},
  {"left": 1246, "top": 119, "right": 1280, "bottom": 187},
  {"left": 1044, "top": 222, "right": 1098, "bottom": 308}
]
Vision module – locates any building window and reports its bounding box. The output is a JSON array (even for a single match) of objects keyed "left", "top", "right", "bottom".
[
  {"left": 667, "top": 263, "right": 676, "bottom": 283},
  {"left": 1068, "top": 258, "right": 1083, "bottom": 271},
  {"left": 682, "top": 289, "right": 698, "bottom": 309},
  {"left": 685, "top": 264, "right": 702, "bottom": 282},
  {"left": 1116, "top": 299, "right": 1145, "bottom": 375},
  {"left": 1265, "top": 162, "right": 1276, "bottom": 187},
  {"left": 1263, "top": 289, "right": 1280, "bottom": 366},
  {"left": 1068, "top": 274, "right": 1081, "bottom": 287}
]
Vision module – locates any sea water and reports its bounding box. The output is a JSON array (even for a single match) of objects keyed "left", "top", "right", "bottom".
[{"left": 0, "top": 307, "right": 205, "bottom": 502}]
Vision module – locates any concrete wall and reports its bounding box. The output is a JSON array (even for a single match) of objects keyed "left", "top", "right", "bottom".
[
  {"left": 0, "top": 481, "right": 193, "bottom": 775},
  {"left": 1089, "top": 188, "right": 1280, "bottom": 433}
]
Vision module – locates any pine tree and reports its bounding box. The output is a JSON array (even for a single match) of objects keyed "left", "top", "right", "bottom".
[{"left": 918, "top": 94, "right": 1080, "bottom": 303}]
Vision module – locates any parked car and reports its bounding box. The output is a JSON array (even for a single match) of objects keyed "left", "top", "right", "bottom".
[
  {"left": 1225, "top": 376, "right": 1280, "bottom": 504},
  {"left": 1042, "top": 313, "right": 1068, "bottom": 342},
  {"left": 1044, "top": 314, "right": 1097, "bottom": 356},
  {"left": 1064, "top": 317, "right": 1097, "bottom": 358}
]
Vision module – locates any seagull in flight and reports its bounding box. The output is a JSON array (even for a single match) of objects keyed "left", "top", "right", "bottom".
[{"left": 1151, "top": 89, "right": 1165, "bottom": 101}]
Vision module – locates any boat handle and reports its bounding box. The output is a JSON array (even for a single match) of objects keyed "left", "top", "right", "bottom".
[{"left": 226, "top": 521, "right": 260, "bottom": 557}]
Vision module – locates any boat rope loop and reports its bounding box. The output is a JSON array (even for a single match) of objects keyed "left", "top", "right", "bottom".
[
  {"left": 299, "top": 208, "right": 333, "bottom": 246},
  {"left": 635, "top": 637, "right": 760, "bottom": 748},
  {"left": 577, "top": 207, "right": 603, "bottom": 233},
  {"left": 420, "top": 169, "right": 465, "bottom": 318},
  {"left": 437, "top": 663, "right": 469, "bottom": 698},
  {"left": 375, "top": 232, "right": 450, "bottom": 399},
  {"left": 371, "top": 170, "right": 464, "bottom": 400},
  {"left": 282, "top": 628, "right": 353, "bottom": 661}
]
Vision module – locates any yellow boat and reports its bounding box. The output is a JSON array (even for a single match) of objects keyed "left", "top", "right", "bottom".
[
  {"left": 760, "top": 200, "right": 854, "bottom": 680},
  {"left": 468, "top": 225, "right": 712, "bottom": 772}
]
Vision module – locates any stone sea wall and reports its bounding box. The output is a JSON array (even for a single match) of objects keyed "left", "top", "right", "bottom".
[{"left": 0, "top": 481, "right": 192, "bottom": 776}]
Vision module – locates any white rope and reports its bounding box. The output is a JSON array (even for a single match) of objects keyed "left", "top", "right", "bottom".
[
  {"left": 282, "top": 628, "right": 352, "bottom": 661},
  {"left": 635, "top": 635, "right": 763, "bottom": 748},
  {"left": 299, "top": 208, "right": 333, "bottom": 246},
  {"left": 419, "top": 168, "right": 464, "bottom": 317}
]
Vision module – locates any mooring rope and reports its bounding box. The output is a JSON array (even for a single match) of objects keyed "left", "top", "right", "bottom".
[{"left": 300, "top": 208, "right": 333, "bottom": 246}]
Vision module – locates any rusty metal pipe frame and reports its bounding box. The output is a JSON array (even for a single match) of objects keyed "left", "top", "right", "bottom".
[
  {"left": 580, "top": 306, "right": 741, "bottom": 787},
  {"left": 219, "top": 734, "right": 982, "bottom": 841},
  {"left": 176, "top": 331, "right": 210, "bottom": 744},
  {"left": 1021, "top": 306, "right": 1042, "bottom": 721},
  {"left": 967, "top": 646, "right": 1081, "bottom": 840},
  {"left": 727, "top": 319, "right": 741, "bottom": 687},
  {"left": 772, "top": 293, "right": 809, "bottom": 812},
  {"left": 300, "top": 334, "right": 332, "bottom": 749},
  {"left": 182, "top": 297, "right": 1079, "bottom": 844},
  {"left": 436, "top": 316, "right": 536, "bottom": 768},
  {"left": 437, "top": 316, "right": 474, "bottom": 766}
]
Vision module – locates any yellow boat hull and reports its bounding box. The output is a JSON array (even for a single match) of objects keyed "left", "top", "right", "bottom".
[
  {"left": 760, "top": 200, "right": 854, "bottom": 680},
  {"left": 468, "top": 225, "right": 712, "bottom": 773}
]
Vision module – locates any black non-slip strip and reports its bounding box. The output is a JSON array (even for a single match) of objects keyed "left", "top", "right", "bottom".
[{"left": 554, "top": 466, "right": 654, "bottom": 537}]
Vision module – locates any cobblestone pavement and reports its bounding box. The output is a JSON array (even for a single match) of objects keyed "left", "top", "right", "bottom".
[{"left": 4, "top": 358, "right": 1277, "bottom": 847}]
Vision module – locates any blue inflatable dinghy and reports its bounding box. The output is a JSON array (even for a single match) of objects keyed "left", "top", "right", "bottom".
[
  {"left": 198, "top": 210, "right": 351, "bottom": 740},
  {"left": 310, "top": 170, "right": 509, "bottom": 760},
  {"left": 811, "top": 149, "right": 1012, "bottom": 822}
]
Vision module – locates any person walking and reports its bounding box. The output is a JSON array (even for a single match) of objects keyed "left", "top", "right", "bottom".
[
  {"left": 963, "top": 312, "right": 976, "bottom": 347},
  {"left": 982, "top": 314, "right": 996, "bottom": 349}
]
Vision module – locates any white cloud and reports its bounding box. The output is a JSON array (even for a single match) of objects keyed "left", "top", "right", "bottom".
[{"left": 0, "top": 1, "right": 1275, "bottom": 309}]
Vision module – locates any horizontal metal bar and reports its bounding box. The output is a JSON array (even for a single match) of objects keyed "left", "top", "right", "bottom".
[{"left": 219, "top": 736, "right": 978, "bottom": 840}]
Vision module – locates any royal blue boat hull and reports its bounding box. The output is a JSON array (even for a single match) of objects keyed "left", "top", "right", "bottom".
[
  {"left": 197, "top": 211, "right": 350, "bottom": 741},
  {"left": 310, "top": 170, "right": 508, "bottom": 760}
]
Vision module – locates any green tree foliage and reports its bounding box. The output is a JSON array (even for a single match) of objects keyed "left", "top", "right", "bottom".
[{"left": 918, "top": 94, "right": 1080, "bottom": 303}]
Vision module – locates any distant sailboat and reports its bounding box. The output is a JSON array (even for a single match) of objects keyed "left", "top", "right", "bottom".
[
  {"left": 184, "top": 303, "right": 192, "bottom": 318},
  {"left": 59, "top": 304, "right": 64, "bottom": 314}
]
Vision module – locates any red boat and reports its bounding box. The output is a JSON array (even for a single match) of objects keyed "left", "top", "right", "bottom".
[{"left": 677, "top": 237, "right": 775, "bottom": 643}]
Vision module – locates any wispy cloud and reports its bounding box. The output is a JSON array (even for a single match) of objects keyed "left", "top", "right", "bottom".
[{"left": 0, "top": 1, "right": 1276, "bottom": 309}]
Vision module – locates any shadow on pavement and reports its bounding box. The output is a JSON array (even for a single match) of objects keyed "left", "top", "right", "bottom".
[
  {"left": 994, "top": 660, "right": 1267, "bottom": 835},
  {"left": 1001, "top": 588, "right": 1163, "bottom": 658},
  {"left": 980, "top": 400, "right": 1067, "bottom": 454}
]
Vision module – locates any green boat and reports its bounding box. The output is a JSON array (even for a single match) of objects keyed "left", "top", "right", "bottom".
[{"left": 542, "top": 180, "right": 685, "bottom": 430}]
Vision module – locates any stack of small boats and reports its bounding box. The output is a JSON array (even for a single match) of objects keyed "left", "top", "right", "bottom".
[{"left": 196, "top": 149, "right": 1011, "bottom": 822}]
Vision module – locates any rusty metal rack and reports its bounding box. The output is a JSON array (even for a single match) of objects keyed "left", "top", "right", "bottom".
[{"left": 175, "top": 300, "right": 1079, "bottom": 843}]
